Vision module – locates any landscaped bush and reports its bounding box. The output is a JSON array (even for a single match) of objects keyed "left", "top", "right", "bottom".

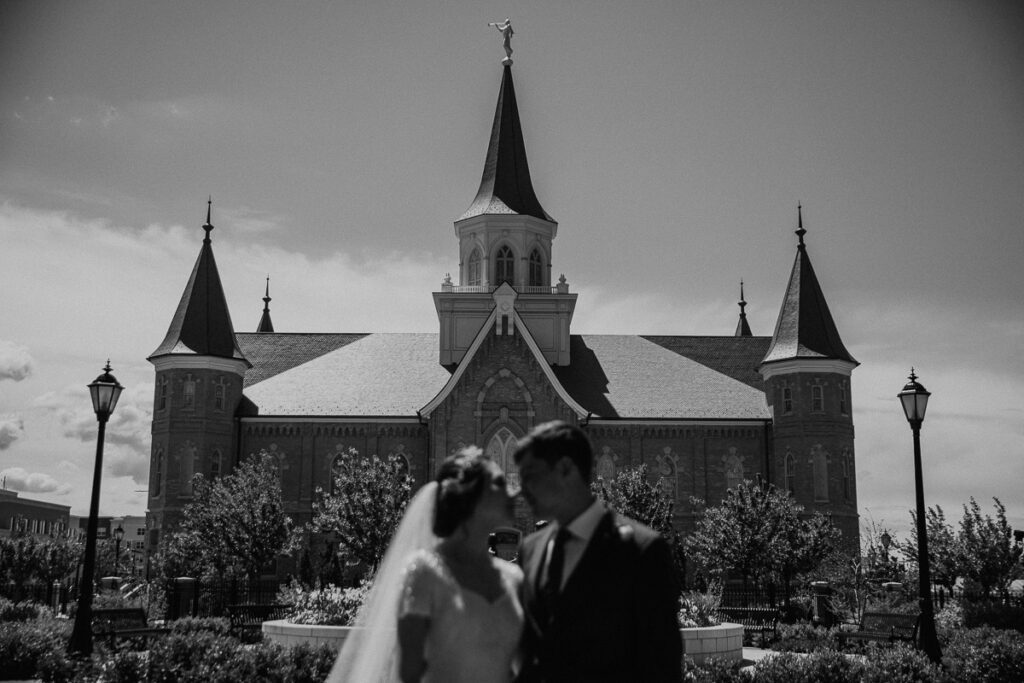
[
  {"left": 0, "top": 596, "right": 52, "bottom": 622},
  {"left": 943, "top": 625, "right": 1024, "bottom": 682},
  {"left": 961, "top": 600, "right": 1024, "bottom": 632},
  {"left": 287, "top": 581, "right": 369, "bottom": 626},
  {"left": 769, "top": 621, "right": 839, "bottom": 653},
  {"left": 169, "top": 615, "right": 232, "bottom": 637},
  {"left": 682, "top": 655, "right": 746, "bottom": 682},
  {"left": 860, "top": 643, "right": 949, "bottom": 683},
  {"left": 0, "top": 618, "right": 70, "bottom": 680},
  {"left": 678, "top": 590, "right": 720, "bottom": 628},
  {"left": 753, "top": 649, "right": 863, "bottom": 682}
]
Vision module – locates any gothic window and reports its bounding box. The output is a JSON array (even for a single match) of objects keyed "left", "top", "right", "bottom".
[
  {"left": 211, "top": 450, "right": 222, "bottom": 479},
  {"left": 782, "top": 386, "right": 793, "bottom": 415},
  {"left": 153, "top": 450, "right": 164, "bottom": 497},
  {"left": 214, "top": 378, "right": 226, "bottom": 411},
  {"left": 158, "top": 378, "right": 168, "bottom": 411},
  {"left": 656, "top": 447, "right": 679, "bottom": 501},
  {"left": 183, "top": 374, "right": 195, "bottom": 409},
  {"left": 528, "top": 249, "right": 543, "bottom": 286},
  {"left": 468, "top": 249, "right": 482, "bottom": 286},
  {"left": 723, "top": 447, "right": 745, "bottom": 491},
  {"left": 811, "top": 444, "right": 829, "bottom": 502},
  {"left": 784, "top": 452, "right": 796, "bottom": 494},
  {"left": 842, "top": 449, "right": 852, "bottom": 501},
  {"left": 485, "top": 427, "right": 520, "bottom": 492},
  {"left": 839, "top": 381, "right": 849, "bottom": 415},
  {"left": 495, "top": 246, "right": 514, "bottom": 285},
  {"left": 595, "top": 446, "right": 618, "bottom": 483},
  {"left": 811, "top": 384, "right": 824, "bottom": 413}
]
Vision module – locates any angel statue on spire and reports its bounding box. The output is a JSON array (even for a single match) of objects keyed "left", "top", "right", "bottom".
[{"left": 488, "top": 17, "right": 513, "bottom": 61}]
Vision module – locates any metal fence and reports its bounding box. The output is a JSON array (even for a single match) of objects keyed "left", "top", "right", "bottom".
[{"left": 165, "top": 577, "right": 284, "bottom": 620}]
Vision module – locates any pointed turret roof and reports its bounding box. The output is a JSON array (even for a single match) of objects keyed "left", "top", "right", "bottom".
[
  {"left": 257, "top": 276, "right": 275, "bottom": 333},
  {"left": 761, "top": 206, "right": 857, "bottom": 366},
  {"left": 735, "top": 280, "right": 753, "bottom": 337},
  {"left": 149, "top": 200, "right": 249, "bottom": 363},
  {"left": 459, "top": 64, "right": 554, "bottom": 222}
]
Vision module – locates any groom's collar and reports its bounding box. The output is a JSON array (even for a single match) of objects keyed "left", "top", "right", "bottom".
[{"left": 557, "top": 497, "right": 605, "bottom": 544}]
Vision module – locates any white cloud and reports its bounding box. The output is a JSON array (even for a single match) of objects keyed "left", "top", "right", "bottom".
[
  {"left": 0, "top": 340, "right": 33, "bottom": 382},
  {"left": 0, "top": 415, "right": 25, "bottom": 450},
  {"left": 0, "top": 467, "right": 71, "bottom": 495}
]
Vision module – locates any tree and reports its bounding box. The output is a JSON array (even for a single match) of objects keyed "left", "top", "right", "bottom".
[
  {"left": 958, "top": 496, "right": 1022, "bottom": 595},
  {"left": 897, "top": 505, "right": 961, "bottom": 593},
  {"left": 165, "top": 451, "right": 296, "bottom": 579},
  {"left": 592, "top": 464, "right": 684, "bottom": 584},
  {"left": 309, "top": 448, "right": 413, "bottom": 571},
  {"left": 686, "top": 480, "right": 839, "bottom": 592}
]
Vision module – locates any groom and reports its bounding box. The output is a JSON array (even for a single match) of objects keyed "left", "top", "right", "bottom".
[{"left": 514, "top": 421, "right": 681, "bottom": 682}]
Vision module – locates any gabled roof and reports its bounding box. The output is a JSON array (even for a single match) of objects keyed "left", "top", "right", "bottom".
[
  {"left": 761, "top": 219, "right": 857, "bottom": 366},
  {"left": 458, "top": 65, "right": 554, "bottom": 222},
  {"left": 236, "top": 331, "right": 770, "bottom": 421},
  {"left": 149, "top": 208, "right": 248, "bottom": 363}
]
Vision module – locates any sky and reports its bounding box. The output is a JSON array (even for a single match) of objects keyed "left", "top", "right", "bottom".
[{"left": 1, "top": 0, "right": 1022, "bottom": 542}]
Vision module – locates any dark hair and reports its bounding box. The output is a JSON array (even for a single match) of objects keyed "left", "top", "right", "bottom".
[
  {"left": 513, "top": 420, "right": 593, "bottom": 482},
  {"left": 433, "top": 447, "right": 493, "bottom": 537}
]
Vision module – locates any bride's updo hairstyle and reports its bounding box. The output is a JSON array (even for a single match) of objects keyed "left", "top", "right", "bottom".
[{"left": 433, "top": 446, "right": 493, "bottom": 537}]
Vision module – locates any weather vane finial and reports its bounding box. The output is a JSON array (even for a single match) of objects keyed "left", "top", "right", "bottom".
[{"left": 488, "top": 17, "right": 514, "bottom": 64}]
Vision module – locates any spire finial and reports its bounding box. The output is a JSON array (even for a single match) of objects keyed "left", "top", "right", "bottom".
[
  {"left": 488, "top": 17, "right": 514, "bottom": 64},
  {"left": 908, "top": 366, "right": 917, "bottom": 383},
  {"left": 263, "top": 276, "right": 271, "bottom": 304},
  {"left": 739, "top": 279, "right": 746, "bottom": 307},
  {"left": 735, "top": 279, "right": 752, "bottom": 336},
  {"left": 795, "top": 202, "right": 806, "bottom": 248},
  {"left": 203, "top": 196, "right": 214, "bottom": 243}
]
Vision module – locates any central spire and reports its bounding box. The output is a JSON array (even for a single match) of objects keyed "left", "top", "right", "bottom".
[{"left": 459, "top": 64, "right": 554, "bottom": 222}]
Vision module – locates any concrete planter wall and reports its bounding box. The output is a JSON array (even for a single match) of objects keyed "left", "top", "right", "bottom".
[
  {"left": 262, "top": 619, "right": 355, "bottom": 651},
  {"left": 680, "top": 622, "right": 743, "bottom": 664}
]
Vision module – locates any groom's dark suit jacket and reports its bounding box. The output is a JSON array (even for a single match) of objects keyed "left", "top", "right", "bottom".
[{"left": 517, "top": 508, "right": 681, "bottom": 683}]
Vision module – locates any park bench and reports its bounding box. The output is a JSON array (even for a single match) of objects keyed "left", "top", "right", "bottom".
[
  {"left": 716, "top": 606, "right": 780, "bottom": 642},
  {"left": 837, "top": 611, "right": 919, "bottom": 646},
  {"left": 91, "top": 607, "right": 170, "bottom": 648},
  {"left": 226, "top": 603, "right": 293, "bottom": 635}
]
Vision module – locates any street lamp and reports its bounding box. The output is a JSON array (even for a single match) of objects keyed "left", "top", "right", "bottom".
[
  {"left": 114, "top": 524, "right": 125, "bottom": 576},
  {"left": 68, "top": 361, "right": 123, "bottom": 657},
  {"left": 898, "top": 368, "right": 942, "bottom": 663}
]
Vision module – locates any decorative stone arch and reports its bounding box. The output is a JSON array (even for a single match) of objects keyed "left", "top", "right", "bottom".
[
  {"left": 524, "top": 240, "right": 550, "bottom": 286},
  {"left": 476, "top": 367, "right": 535, "bottom": 430},
  {"left": 388, "top": 443, "right": 411, "bottom": 475},
  {"left": 467, "top": 247, "right": 483, "bottom": 286}
]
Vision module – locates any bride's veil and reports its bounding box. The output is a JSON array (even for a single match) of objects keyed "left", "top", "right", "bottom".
[{"left": 327, "top": 481, "right": 439, "bottom": 682}]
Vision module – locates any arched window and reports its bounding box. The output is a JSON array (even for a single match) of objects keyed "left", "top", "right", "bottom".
[
  {"left": 485, "top": 427, "right": 520, "bottom": 492},
  {"left": 839, "top": 381, "right": 849, "bottom": 415},
  {"left": 784, "top": 451, "right": 796, "bottom": 494},
  {"left": 495, "top": 246, "right": 514, "bottom": 285},
  {"left": 211, "top": 450, "right": 222, "bottom": 479},
  {"left": 214, "top": 378, "right": 226, "bottom": 411},
  {"left": 181, "top": 442, "right": 197, "bottom": 496},
  {"left": 782, "top": 386, "right": 793, "bottom": 414},
  {"left": 468, "top": 249, "right": 482, "bottom": 286},
  {"left": 811, "top": 384, "right": 824, "bottom": 412},
  {"left": 158, "top": 378, "right": 168, "bottom": 411},
  {"left": 528, "top": 249, "right": 543, "bottom": 286},
  {"left": 183, "top": 374, "right": 195, "bottom": 409},
  {"left": 842, "top": 450, "right": 851, "bottom": 500},
  {"left": 153, "top": 450, "right": 164, "bottom": 497}
]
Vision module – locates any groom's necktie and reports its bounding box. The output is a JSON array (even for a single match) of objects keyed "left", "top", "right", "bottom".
[{"left": 540, "top": 526, "right": 571, "bottom": 623}]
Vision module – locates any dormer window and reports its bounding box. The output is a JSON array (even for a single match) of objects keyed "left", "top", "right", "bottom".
[
  {"left": 468, "top": 249, "right": 482, "bottom": 286},
  {"left": 528, "top": 249, "right": 543, "bottom": 286},
  {"left": 495, "top": 246, "right": 514, "bottom": 285}
]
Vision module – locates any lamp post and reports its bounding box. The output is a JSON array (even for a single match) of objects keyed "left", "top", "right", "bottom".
[
  {"left": 113, "top": 524, "right": 125, "bottom": 576},
  {"left": 898, "top": 369, "right": 942, "bottom": 663},
  {"left": 68, "top": 361, "right": 123, "bottom": 657}
]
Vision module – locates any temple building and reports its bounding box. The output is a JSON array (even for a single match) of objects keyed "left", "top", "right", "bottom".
[{"left": 145, "top": 60, "right": 859, "bottom": 560}]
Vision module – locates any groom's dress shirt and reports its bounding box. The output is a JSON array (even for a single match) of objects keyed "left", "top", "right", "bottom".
[{"left": 543, "top": 497, "right": 604, "bottom": 592}]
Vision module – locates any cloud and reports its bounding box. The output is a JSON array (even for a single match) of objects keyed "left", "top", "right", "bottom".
[
  {"left": 0, "top": 467, "right": 72, "bottom": 495},
  {"left": 34, "top": 381, "right": 153, "bottom": 457},
  {"left": 0, "top": 340, "right": 33, "bottom": 382},
  {"left": 0, "top": 415, "right": 25, "bottom": 449}
]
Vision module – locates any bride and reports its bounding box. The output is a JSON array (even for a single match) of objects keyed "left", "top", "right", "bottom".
[{"left": 327, "top": 447, "right": 523, "bottom": 682}]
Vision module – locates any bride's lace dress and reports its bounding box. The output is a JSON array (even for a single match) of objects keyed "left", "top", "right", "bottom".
[{"left": 400, "top": 549, "right": 524, "bottom": 683}]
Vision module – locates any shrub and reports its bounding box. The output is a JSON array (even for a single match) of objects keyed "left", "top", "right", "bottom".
[
  {"left": 754, "top": 649, "right": 863, "bottom": 682},
  {"left": 682, "top": 655, "right": 746, "bottom": 682},
  {"left": 678, "top": 590, "right": 720, "bottom": 628},
  {"left": 169, "top": 616, "right": 232, "bottom": 637},
  {"left": 943, "top": 626, "right": 1024, "bottom": 682},
  {"left": 0, "top": 597, "right": 52, "bottom": 622},
  {"left": 860, "top": 643, "right": 950, "bottom": 683},
  {"left": 276, "top": 641, "right": 338, "bottom": 682},
  {"left": 770, "top": 621, "right": 839, "bottom": 653},
  {"left": 961, "top": 600, "right": 1024, "bottom": 632},
  {"left": 0, "top": 618, "right": 70, "bottom": 680},
  {"left": 289, "top": 581, "right": 369, "bottom": 626}
]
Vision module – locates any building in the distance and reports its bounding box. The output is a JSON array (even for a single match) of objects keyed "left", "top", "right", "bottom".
[
  {"left": 145, "top": 59, "right": 859, "bottom": 564},
  {"left": 1, "top": 488, "right": 71, "bottom": 538}
]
